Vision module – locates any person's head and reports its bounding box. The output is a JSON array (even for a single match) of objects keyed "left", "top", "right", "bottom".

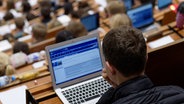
[
  {"left": 15, "top": 17, "right": 25, "bottom": 30},
  {"left": 70, "top": 10, "right": 80, "bottom": 20},
  {"left": 0, "top": 0, "right": 3, "bottom": 6},
  {"left": 178, "top": 2, "right": 184, "bottom": 14},
  {"left": 6, "top": 0, "right": 15, "bottom": 10},
  {"left": 0, "top": 52, "right": 15, "bottom": 76},
  {"left": 102, "top": 26, "right": 147, "bottom": 85},
  {"left": 110, "top": 13, "right": 132, "bottom": 29},
  {"left": 64, "top": 2, "right": 73, "bottom": 15},
  {"left": 39, "top": 0, "right": 52, "bottom": 8},
  {"left": 32, "top": 23, "right": 47, "bottom": 43},
  {"left": 22, "top": 1, "right": 31, "bottom": 13},
  {"left": 3, "top": 33, "right": 15, "bottom": 42},
  {"left": 106, "top": 1, "right": 126, "bottom": 17},
  {"left": 66, "top": 21, "right": 87, "bottom": 38},
  {"left": 41, "top": 7, "right": 51, "bottom": 19},
  {"left": 55, "top": 30, "right": 74, "bottom": 43},
  {"left": 13, "top": 42, "right": 29, "bottom": 55},
  {"left": 3, "top": 12, "right": 14, "bottom": 21}
]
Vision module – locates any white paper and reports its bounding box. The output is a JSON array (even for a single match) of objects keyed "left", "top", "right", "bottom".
[
  {"left": 57, "top": 15, "right": 71, "bottom": 26},
  {"left": 0, "top": 25, "right": 11, "bottom": 36},
  {"left": 148, "top": 36, "right": 174, "bottom": 48},
  {"left": 32, "top": 60, "right": 46, "bottom": 69},
  {"left": 0, "top": 40, "right": 12, "bottom": 52},
  {"left": 18, "top": 35, "right": 32, "bottom": 42},
  {"left": 28, "top": 0, "right": 38, "bottom": 6},
  {"left": 95, "top": 0, "right": 107, "bottom": 8},
  {"left": 0, "top": 85, "right": 27, "bottom": 104}
]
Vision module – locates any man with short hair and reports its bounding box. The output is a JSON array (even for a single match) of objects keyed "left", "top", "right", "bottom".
[{"left": 97, "top": 26, "right": 184, "bottom": 104}]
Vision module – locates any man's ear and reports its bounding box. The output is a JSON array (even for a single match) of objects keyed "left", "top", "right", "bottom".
[{"left": 106, "top": 61, "right": 116, "bottom": 75}]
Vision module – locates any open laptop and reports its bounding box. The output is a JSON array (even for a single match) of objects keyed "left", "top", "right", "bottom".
[
  {"left": 45, "top": 34, "right": 110, "bottom": 104},
  {"left": 157, "top": 0, "right": 172, "bottom": 10}
]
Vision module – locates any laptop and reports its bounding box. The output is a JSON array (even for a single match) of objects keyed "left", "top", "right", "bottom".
[
  {"left": 45, "top": 34, "right": 110, "bottom": 104},
  {"left": 157, "top": 0, "right": 172, "bottom": 10}
]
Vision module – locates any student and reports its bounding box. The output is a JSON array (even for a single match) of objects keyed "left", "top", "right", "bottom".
[
  {"left": 110, "top": 13, "right": 132, "bottom": 29},
  {"left": 97, "top": 26, "right": 184, "bottom": 104},
  {"left": 13, "top": 42, "right": 30, "bottom": 55},
  {"left": 106, "top": 1, "right": 126, "bottom": 17},
  {"left": 176, "top": 2, "right": 184, "bottom": 29},
  {"left": 70, "top": 10, "right": 80, "bottom": 22},
  {"left": 22, "top": 1, "right": 38, "bottom": 21},
  {"left": 66, "top": 21, "right": 87, "bottom": 38},
  {"left": 0, "top": 52, "right": 15, "bottom": 76},
  {"left": 14, "top": 17, "right": 26, "bottom": 39},
  {"left": 32, "top": 23, "right": 47, "bottom": 44},
  {"left": 3, "top": 11, "right": 14, "bottom": 21},
  {"left": 41, "top": 7, "right": 52, "bottom": 24},
  {"left": 55, "top": 30, "right": 74, "bottom": 43}
]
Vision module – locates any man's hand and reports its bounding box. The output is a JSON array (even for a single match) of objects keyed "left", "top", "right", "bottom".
[{"left": 102, "top": 68, "right": 118, "bottom": 88}]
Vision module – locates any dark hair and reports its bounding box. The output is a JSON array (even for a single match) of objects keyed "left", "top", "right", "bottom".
[
  {"left": 64, "top": 2, "right": 73, "bottom": 15},
  {"left": 7, "top": 0, "right": 15, "bottom": 10},
  {"left": 3, "top": 12, "right": 14, "bottom": 21},
  {"left": 39, "top": 0, "right": 51, "bottom": 8},
  {"left": 55, "top": 30, "right": 74, "bottom": 43},
  {"left": 22, "top": 1, "right": 31, "bottom": 13},
  {"left": 3, "top": 33, "right": 14, "bottom": 42},
  {"left": 13, "top": 42, "right": 29, "bottom": 55},
  {"left": 70, "top": 10, "right": 80, "bottom": 19},
  {"left": 0, "top": 0, "right": 2, "bottom": 6},
  {"left": 15, "top": 17, "right": 25, "bottom": 30},
  {"left": 102, "top": 26, "right": 147, "bottom": 77},
  {"left": 178, "top": 2, "right": 184, "bottom": 14},
  {"left": 41, "top": 7, "right": 51, "bottom": 18}
]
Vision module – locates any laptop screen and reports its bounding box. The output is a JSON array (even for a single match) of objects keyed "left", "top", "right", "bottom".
[
  {"left": 119, "top": 0, "right": 133, "bottom": 10},
  {"left": 80, "top": 13, "right": 99, "bottom": 32},
  {"left": 127, "top": 3, "right": 153, "bottom": 28},
  {"left": 158, "top": 0, "right": 172, "bottom": 9},
  {"left": 49, "top": 37, "right": 103, "bottom": 85}
]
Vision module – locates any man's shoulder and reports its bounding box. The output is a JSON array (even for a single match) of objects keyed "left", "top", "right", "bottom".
[{"left": 113, "top": 85, "right": 184, "bottom": 104}]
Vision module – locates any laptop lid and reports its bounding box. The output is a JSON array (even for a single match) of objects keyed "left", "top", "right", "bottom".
[
  {"left": 45, "top": 34, "right": 104, "bottom": 89},
  {"left": 158, "top": 0, "right": 172, "bottom": 10},
  {"left": 80, "top": 13, "right": 100, "bottom": 32},
  {"left": 127, "top": 3, "right": 154, "bottom": 29}
]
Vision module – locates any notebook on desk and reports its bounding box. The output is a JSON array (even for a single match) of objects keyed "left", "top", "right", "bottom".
[{"left": 45, "top": 34, "right": 110, "bottom": 104}]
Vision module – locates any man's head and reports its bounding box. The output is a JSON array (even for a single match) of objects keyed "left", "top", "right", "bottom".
[
  {"left": 32, "top": 23, "right": 47, "bottom": 43},
  {"left": 106, "top": 1, "right": 126, "bottom": 17},
  {"left": 15, "top": 17, "right": 25, "bottom": 30},
  {"left": 102, "top": 26, "right": 147, "bottom": 80}
]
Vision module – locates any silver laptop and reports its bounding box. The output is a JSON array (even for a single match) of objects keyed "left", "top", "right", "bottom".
[{"left": 45, "top": 34, "right": 110, "bottom": 104}]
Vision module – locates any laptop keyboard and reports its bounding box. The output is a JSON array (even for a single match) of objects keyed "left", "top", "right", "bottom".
[{"left": 61, "top": 78, "right": 111, "bottom": 104}]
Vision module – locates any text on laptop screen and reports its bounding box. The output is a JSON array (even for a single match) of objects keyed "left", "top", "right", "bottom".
[
  {"left": 127, "top": 3, "right": 153, "bottom": 28},
  {"left": 119, "top": 0, "right": 133, "bottom": 10},
  {"left": 49, "top": 37, "right": 103, "bottom": 85},
  {"left": 158, "top": 0, "right": 172, "bottom": 9},
  {"left": 80, "top": 13, "right": 99, "bottom": 32}
]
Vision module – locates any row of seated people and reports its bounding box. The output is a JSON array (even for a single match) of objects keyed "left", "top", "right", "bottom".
[{"left": 0, "top": 0, "right": 183, "bottom": 91}]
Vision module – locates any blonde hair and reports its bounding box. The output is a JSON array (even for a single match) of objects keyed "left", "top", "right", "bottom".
[
  {"left": 106, "top": 1, "right": 126, "bottom": 16},
  {"left": 32, "top": 23, "right": 47, "bottom": 42},
  {"left": 66, "top": 21, "right": 88, "bottom": 38},
  {"left": 0, "top": 52, "right": 15, "bottom": 76},
  {"left": 110, "top": 14, "right": 132, "bottom": 29}
]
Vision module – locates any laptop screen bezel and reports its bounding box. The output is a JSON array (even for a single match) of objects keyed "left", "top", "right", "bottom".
[
  {"left": 157, "top": 0, "right": 172, "bottom": 10},
  {"left": 45, "top": 34, "right": 105, "bottom": 89},
  {"left": 127, "top": 3, "right": 154, "bottom": 29}
]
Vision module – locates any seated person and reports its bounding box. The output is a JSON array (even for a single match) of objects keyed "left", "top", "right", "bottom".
[
  {"left": 3, "top": 11, "right": 14, "bottom": 21},
  {"left": 13, "top": 17, "right": 27, "bottom": 39},
  {"left": 176, "top": 2, "right": 184, "bottom": 29},
  {"left": 31, "top": 23, "right": 47, "bottom": 44},
  {"left": 0, "top": 52, "right": 15, "bottom": 76},
  {"left": 6, "top": 0, "right": 22, "bottom": 18},
  {"left": 110, "top": 13, "right": 132, "bottom": 29},
  {"left": 55, "top": 30, "right": 74, "bottom": 43},
  {"left": 69, "top": 10, "right": 81, "bottom": 22},
  {"left": 13, "top": 42, "right": 29, "bottom": 55},
  {"left": 22, "top": 1, "right": 38, "bottom": 21},
  {"left": 66, "top": 21, "right": 88, "bottom": 38},
  {"left": 97, "top": 26, "right": 184, "bottom": 104},
  {"left": 106, "top": 1, "right": 126, "bottom": 17},
  {"left": 40, "top": 7, "right": 52, "bottom": 24}
]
